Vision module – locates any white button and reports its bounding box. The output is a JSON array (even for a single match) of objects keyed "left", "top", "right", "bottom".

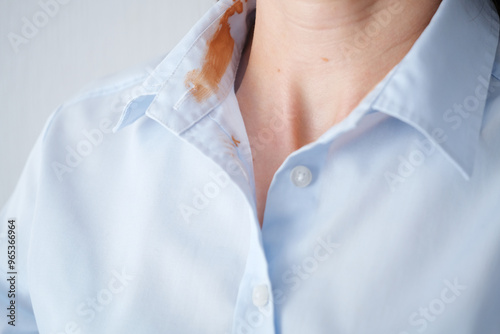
[
  {"left": 290, "top": 165, "right": 312, "bottom": 188},
  {"left": 252, "top": 284, "right": 269, "bottom": 307}
]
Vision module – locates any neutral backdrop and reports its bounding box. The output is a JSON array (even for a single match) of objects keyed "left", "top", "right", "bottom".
[{"left": 0, "top": 0, "right": 216, "bottom": 208}]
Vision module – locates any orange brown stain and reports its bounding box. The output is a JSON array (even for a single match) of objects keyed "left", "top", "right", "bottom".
[
  {"left": 321, "top": 57, "right": 329, "bottom": 62},
  {"left": 231, "top": 135, "right": 241, "bottom": 147},
  {"left": 185, "top": 0, "right": 244, "bottom": 103}
]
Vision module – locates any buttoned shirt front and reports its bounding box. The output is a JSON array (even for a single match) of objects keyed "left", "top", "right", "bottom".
[{"left": 2, "top": 0, "right": 500, "bottom": 333}]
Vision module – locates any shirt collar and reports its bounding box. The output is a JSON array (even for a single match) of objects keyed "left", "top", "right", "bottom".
[
  {"left": 371, "top": 0, "right": 499, "bottom": 179},
  {"left": 113, "top": 0, "right": 499, "bottom": 179},
  {"left": 113, "top": 0, "right": 256, "bottom": 134}
]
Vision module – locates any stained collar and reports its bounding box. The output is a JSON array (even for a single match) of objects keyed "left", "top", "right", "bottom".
[{"left": 113, "top": 0, "right": 499, "bottom": 179}]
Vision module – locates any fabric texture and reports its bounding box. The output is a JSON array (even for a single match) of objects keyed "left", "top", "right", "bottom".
[{"left": 1, "top": 0, "right": 500, "bottom": 333}]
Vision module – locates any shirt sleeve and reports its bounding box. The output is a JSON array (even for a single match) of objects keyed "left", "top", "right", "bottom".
[{"left": 0, "top": 128, "right": 46, "bottom": 333}]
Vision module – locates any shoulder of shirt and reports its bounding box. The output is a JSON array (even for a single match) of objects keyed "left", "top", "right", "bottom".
[
  {"left": 68, "top": 53, "right": 166, "bottom": 106},
  {"left": 40, "top": 53, "right": 167, "bottom": 142}
]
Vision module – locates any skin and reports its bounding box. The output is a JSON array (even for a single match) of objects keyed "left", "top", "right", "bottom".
[{"left": 234, "top": 0, "right": 443, "bottom": 227}]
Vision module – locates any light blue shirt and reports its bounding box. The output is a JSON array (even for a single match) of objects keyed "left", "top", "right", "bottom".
[{"left": 2, "top": 0, "right": 500, "bottom": 333}]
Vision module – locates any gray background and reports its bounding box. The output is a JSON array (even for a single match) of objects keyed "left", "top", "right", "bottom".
[{"left": 0, "top": 0, "right": 216, "bottom": 208}]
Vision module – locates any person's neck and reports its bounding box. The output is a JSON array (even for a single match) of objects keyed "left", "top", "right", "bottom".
[{"left": 236, "top": 0, "right": 442, "bottom": 149}]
